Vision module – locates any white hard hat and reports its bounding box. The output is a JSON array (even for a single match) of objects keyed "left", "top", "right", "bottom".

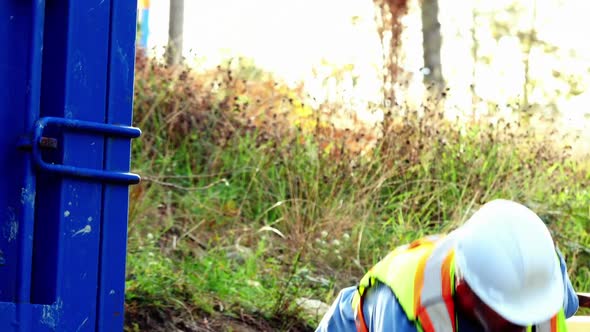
[{"left": 454, "top": 199, "right": 564, "bottom": 326}]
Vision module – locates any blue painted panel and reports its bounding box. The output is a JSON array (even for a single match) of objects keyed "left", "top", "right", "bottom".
[
  {"left": 42, "top": 0, "right": 111, "bottom": 329},
  {"left": 0, "top": 1, "right": 34, "bottom": 303},
  {"left": 96, "top": 1, "right": 139, "bottom": 330},
  {"left": 0, "top": 302, "right": 18, "bottom": 330},
  {"left": 0, "top": 0, "right": 139, "bottom": 330},
  {"left": 31, "top": 0, "right": 73, "bottom": 307},
  {"left": 0, "top": 302, "right": 64, "bottom": 331}
]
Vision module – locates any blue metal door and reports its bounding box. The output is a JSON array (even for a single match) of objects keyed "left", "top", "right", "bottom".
[{"left": 0, "top": 1, "right": 140, "bottom": 331}]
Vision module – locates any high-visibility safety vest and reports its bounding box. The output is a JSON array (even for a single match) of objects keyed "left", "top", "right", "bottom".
[{"left": 351, "top": 233, "right": 567, "bottom": 332}]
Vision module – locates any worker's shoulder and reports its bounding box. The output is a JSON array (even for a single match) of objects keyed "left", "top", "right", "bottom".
[{"left": 362, "top": 281, "right": 419, "bottom": 332}]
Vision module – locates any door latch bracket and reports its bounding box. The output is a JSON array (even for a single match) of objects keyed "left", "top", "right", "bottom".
[{"left": 28, "top": 116, "right": 142, "bottom": 185}]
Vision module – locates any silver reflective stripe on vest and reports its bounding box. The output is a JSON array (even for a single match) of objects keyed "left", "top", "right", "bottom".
[
  {"left": 536, "top": 321, "right": 552, "bottom": 332},
  {"left": 423, "top": 301, "right": 454, "bottom": 331},
  {"left": 419, "top": 234, "right": 457, "bottom": 331}
]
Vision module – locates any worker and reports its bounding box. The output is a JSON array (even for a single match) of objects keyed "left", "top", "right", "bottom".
[{"left": 316, "top": 199, "right": 579, "bottom": 331}]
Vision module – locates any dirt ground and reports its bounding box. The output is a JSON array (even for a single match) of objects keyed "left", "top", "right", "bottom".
[{"left": 124, "top": 303, "right": 315, "bottom": 332}]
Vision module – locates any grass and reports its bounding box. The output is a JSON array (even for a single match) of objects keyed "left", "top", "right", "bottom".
[{"left": 124, "top": 52, "right": 590, "bottom": 331}]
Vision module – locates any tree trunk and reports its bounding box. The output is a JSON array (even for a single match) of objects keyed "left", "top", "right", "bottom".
[
  {"left": 522, "top": 0, "right": 538, "bottom": 109},
  {"left": 421, "top": 0, "right": 443, "bottom": 86},
  {"left": 167, "top": 0, "right": 184, "bottom": 66},
  {"left": 372, "top": 0, "right": 410, "bottom": 106}
]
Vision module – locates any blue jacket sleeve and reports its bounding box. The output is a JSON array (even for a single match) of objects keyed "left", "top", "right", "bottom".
[
  {"left": 361, "top": 282, "right": 418, "bottom": 332},
  {"left": 315, "top": 283, "right": 418, "bottom": 332},
  {"left": 556, "top": 247, "right": 579, "bottom": 318},
  {"left": 315, "top": 286, "right": 358, "bottom": 331}
]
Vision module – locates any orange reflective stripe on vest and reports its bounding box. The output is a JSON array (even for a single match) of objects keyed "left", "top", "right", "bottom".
[
  {"left": 415, "top": 236, "right": 456, "bottom": 332},
  {"left": 551, "top": 315, "right": 558, "bottom": 331},
  {"left": 413, "top": 253, "right": 434, "bottom": 331},
  {"left": 534, "top": 313, "right": 561, "bottom": 332},
  {"left": 354, "top": 292, "right": 369, "bottom": 332}
]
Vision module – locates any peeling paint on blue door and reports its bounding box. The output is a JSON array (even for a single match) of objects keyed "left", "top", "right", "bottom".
[{"left": 0, "top": 1, "right": 140, "bottom": 331}]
